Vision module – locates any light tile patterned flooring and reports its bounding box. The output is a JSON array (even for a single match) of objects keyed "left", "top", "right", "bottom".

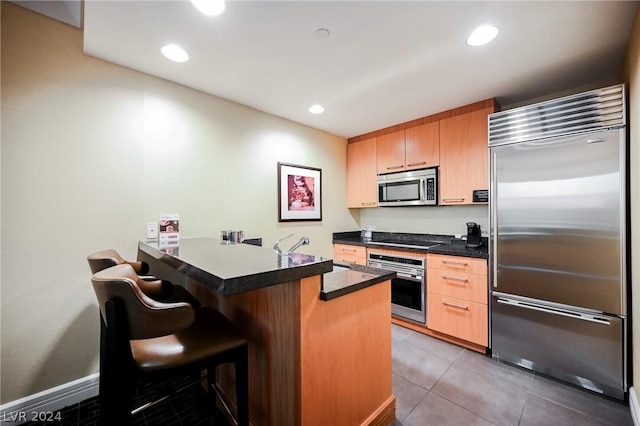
[{"left": 390, "top": 323, "right": 633, "bottom": 426}]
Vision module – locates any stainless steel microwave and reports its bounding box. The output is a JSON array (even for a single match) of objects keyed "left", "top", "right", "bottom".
[{"left": 377, "top": 168, "right": 438, "bottom": 207}]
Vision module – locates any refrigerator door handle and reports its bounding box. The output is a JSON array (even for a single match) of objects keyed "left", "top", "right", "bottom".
[
  {"left": 496, "top": 298, "right": 611, "bottom": 326},
  {"left": 586, "top": 137, "right": 607, "bottom": 144},
  {"left": 491, "top": 151, "right": 498, "bottom": 288}
]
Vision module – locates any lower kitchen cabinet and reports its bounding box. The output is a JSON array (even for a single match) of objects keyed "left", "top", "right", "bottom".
[
  {"left": 333, "top": 243, "right": 367, "bottom": 265},
  {"left": 333, "top": 244, "right": 489, "bottom": 351},
  {"left": 427, "top": 294, "right": 488, "bottom": 346},
  {"left": 426, "top": 254, "right": 488, "bottom": 347}
]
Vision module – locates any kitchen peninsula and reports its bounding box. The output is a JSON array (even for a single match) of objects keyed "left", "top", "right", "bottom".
[{"left": 138, "top": 238, "right": 396, "bottom": 426}]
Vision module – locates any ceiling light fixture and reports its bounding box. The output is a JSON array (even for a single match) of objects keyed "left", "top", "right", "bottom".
[
  {"left": 466, "top": 25, "right": 499, "bottom": 46},
  {"left": 161, "top": 44, "right": 190, "bottom": 62},
  {"left": 309, "top": 104, "right": 325, "bottom": 114},
  {"left": 315, "top": 28, "right": 330, "bottom": 38},
  {"left": 191, "top": 0, "right": 225, "bottom": 16}
]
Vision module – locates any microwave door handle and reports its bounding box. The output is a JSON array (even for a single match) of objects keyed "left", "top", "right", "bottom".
[{"left": 420, "top": 178, "right": 427, "bottom": 201}]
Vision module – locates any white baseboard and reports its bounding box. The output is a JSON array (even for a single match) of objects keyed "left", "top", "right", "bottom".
[
  {"left": 630, "top": 386, "right": 640, "bottom": 426},
  {"left": 0, "top": 373, "right": 99, "bottom": 425}
]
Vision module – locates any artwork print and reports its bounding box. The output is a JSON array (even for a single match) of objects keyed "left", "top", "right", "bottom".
[{"left": 278, "top": 162, "right": 322, "bottom": 222}]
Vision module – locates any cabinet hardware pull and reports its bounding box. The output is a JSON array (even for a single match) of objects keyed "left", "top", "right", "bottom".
[
  {"left": 407, "top": 162, "right": 427, "bottom": 167},
  {"left": 442, "top": 300, "right": 469, "bottom": 310},
  {"left": 442, "top": 275, "right": 468, "bottom": 283},
  {"left": 361, "top": 202, "right": 376, "bottom": 206},
  {"left": 342, "top": 249, "right": 356, "bottom": 253},
  {"left": 386, "top": 165, "right": 404, "bottom": 170},
  {"left": 442, "top": 260, "right": 468, "bottom": 266},
  {"left": 443, "top": 198, "right": 465, "bottom": 202}
]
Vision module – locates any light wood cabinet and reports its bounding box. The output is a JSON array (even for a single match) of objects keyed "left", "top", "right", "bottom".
[
  {"left": 405, "top": 121, "right": 439, "bottom": 171},
  {"left": 439, "top": 106, "right": 495, "bottom": 205},
  {"left": 427, "top": 295, "right": 488, "bottom": 346},
  {"left": 333, "top": 244, "right": 367, "bottom": 265},
  {"left": 377, "top": 123, "right": 440, "bottom": 175},
  {"left": 377, "top": 130, "right": 406, "bottom": 174},
  {"left": 427, "top": 254, "right": 488, "bottom": 346},
  {"left": 347, "top": 137, "right": 378, "bottom": 208},
  {"left": 427, "top": 254, "right": 487, "bottom": 276}
]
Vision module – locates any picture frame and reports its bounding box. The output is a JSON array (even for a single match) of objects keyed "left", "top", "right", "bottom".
[{"left": 277, "top": 162, "right": 322, "bottom": 222}]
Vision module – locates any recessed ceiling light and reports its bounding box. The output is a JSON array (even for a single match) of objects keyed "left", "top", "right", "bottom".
[
  {"left": 161, "top": 44, "right": 189, "bottom": 62},
  {"left": 191, "top": 0, "right": 225, "bottom": 16},
  {"left": 466, "top": 25, "right": 499, "bottom": 47},
  {"left": 315, "top": 28, "right": 330, "bottom": 38},
  {"left": 309, "top": 104, "right": 325, "bottom": 114}
]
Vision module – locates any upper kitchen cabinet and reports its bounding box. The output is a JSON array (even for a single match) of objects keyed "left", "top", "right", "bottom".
[
  {"left": 347, "top": 99, "right": 498, "bottom": 209},
  {"left": 376, "top": 122, "right": 440, "bottom": 175},
  {"left": 439, "top": 105, "right": 496, "bottom": 205},
  {"left": 405, "top": 121, "right": 439, "bottom": 171},
  {"left": 377, "top": 130, "right": 406, "bottom": 174},
  {"left": 347, "top": 137, "right": 378, "bottom": 208}
]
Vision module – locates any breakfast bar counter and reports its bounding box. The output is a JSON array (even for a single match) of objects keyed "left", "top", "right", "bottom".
[{"left": 138, "top": 239, "right": 396, "bottom": 426}]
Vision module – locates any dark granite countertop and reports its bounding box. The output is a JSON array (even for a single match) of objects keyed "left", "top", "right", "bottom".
[
  {"left": 139, "top": 238, "right": 333, "bottom": 296},
  {"left": 333, "top": 231, "right": 489, "bottom": 259},
  {"left": 321, "top": 264, "right": 396, "bottom": 301}
]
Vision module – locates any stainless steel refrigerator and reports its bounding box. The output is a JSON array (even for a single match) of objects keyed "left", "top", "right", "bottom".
[{"left": 488, "top": 84, "right": 627, "bottom": 400}]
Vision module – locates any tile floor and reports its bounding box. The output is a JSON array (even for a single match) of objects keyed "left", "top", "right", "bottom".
[
  {"left": 390, "top": 323, "right": 633, "bottom": 426},
  {"left": 24, "top": 324, "right": 634, "bottom": 425}
]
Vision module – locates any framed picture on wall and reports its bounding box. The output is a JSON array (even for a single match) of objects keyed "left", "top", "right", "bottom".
[{"left": 277, "top": 162, "right": 322, "bottom": 222}]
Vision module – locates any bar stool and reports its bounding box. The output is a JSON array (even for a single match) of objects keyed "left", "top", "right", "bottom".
[
  {"left": 87, "top": 248, "right": 200, "bottom": 307},
  {"left": 91, "top": 264, "right": 249, "bottom": 425}
]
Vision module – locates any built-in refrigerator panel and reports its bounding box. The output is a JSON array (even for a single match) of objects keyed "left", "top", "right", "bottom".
[
  {"left": 488, "top": 84, "right": 627, "bottom": 400},
  {"left": 492, "top": 292, "right": 625, "bottom": 400},
  {"left": 491, "top": 128, "right": 626, "bottom": 315}
]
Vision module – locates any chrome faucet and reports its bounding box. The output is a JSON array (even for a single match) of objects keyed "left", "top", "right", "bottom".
[
  {"left": 288, "top": 236, "right": 309, "bottom": 252},
  {"left": 273, "top": 233, "right": 293, "bottom": 253}
]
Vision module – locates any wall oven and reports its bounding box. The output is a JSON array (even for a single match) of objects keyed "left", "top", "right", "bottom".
[
  {"left": 368, "top": 251, "right": 426, "bottom": 324},
  {"left": 377, "top": 168, "right": 437, "bottom": 207}
]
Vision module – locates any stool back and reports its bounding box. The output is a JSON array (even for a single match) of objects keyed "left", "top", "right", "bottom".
[
  {"left": 87, "top": 249, "right": 148, "bottom": 274},
  {"left": 91, "top": 264, "right": 194, "bottom": 339}
]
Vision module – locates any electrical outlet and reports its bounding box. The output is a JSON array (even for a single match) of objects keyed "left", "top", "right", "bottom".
[
  {"left": 146, "top": 222, "right": 159, "bottom": 239},
  {"left": 367, "top": 225, "right": 376, "bottom": 231}
]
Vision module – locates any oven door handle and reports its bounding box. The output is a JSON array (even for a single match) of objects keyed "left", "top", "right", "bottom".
[{"left": 396, "top": 272, "right": 423, "bottom": 281}]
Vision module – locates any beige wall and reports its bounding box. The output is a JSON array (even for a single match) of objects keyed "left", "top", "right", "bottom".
[
  {"left": 0, "top": 3, "right": 359, "bottom": 403},
  {"left": 623, "top": 7, "right": 640, "bottom": 400}
]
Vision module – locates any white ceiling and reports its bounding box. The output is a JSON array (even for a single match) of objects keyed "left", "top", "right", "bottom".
[{"left": 78, "top": 1, "right": 638, "bottom": 138}]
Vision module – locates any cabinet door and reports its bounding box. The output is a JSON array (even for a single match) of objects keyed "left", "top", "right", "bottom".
[
  {"left": 439, "top": 107, "right": 493, "bottom": 205},
  {"left": 405, "top": 121, "right": 439, "bottom": 170},
  {"left": 428, "top": 294, "right": 488, "bottom": 346},
  {"left": 347, "top": 138, "right": 378, "bottom": 208},
  {"left": 377, "top": 130, "right": 405, "bottom": 174}
]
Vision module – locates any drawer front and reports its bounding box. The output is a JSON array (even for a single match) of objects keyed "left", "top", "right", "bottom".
[
  {"left": 367, "top": 248, "right": 426, "bottom": 259},
  {"left": 333, "top": 244, "right": 366, "bottom": 265},
  {"left": 427, "top": 268, "right": 487, "bottom": 304},
  {"left": 427, "top": 254, "right": 487, "bottom": 276},
  {"left": 428, "top": 294, "right": 488, "bottom": 346}
]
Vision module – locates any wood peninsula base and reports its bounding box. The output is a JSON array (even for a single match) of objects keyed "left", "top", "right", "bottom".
[{"left": 190, "top": 275, "right": 395, "bottom": 426}]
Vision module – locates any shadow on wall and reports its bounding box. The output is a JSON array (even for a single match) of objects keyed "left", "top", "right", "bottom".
[{"left": 28, "top": 304, "right": 100, "bottom": 395}]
